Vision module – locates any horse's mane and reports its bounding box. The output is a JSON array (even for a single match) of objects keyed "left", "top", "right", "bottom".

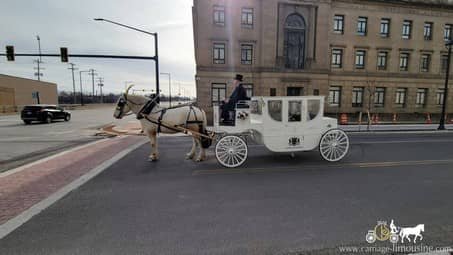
[{"left": 126, "top": 94, "right": 150, "bottom": 105}]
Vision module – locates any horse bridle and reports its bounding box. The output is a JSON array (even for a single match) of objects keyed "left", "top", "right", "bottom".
[{"left": 116, "top": 94, "right": 159, "bottom": 117}]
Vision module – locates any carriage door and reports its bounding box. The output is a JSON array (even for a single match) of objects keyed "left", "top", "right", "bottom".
[{"left": 286, "top": 100, "right": 304, "bottom": 149}]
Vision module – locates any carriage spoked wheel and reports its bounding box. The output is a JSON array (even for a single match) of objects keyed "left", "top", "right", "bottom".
[
  {"left": 215, "top": 135, "right": 248, "bottom": 168},
  {"left": 319, "top": 129, "right": 350, "bottom": 162}
]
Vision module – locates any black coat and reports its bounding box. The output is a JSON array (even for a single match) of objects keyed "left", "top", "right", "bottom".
[{"left": 228, "top": 84, "right": 249, "bottom": 106}]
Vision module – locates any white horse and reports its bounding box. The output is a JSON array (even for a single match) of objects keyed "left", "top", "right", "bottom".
[
  {"left": 399, "top": 224, "right": 424, "bottom": 243},
  {"left": 113, "top": 85, "right": 210, "bottom": 162}
]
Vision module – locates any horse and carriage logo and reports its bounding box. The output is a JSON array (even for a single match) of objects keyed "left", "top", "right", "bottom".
[{"left": 366, "top": 220, "right": 425, "bottom": 244}]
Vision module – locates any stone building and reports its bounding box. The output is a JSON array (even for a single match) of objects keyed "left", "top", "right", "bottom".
[
  {"left": 0, "top": 74, "right": 58, "bottom": 113},
  {"left": 192, "top": 0, "right": 453, "bottom": 123}
]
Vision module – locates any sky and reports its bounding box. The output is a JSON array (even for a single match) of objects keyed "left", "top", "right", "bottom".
[{"left": 0, "top": 0, "right": 196, "bottom": 97}]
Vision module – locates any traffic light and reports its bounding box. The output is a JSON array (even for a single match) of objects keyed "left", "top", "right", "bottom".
[
  {"left": 60, "top": 47, "right": 68, "bottom": 62},
  {"left": 6, "top": 46, "right": 14, "bottom": 61}
]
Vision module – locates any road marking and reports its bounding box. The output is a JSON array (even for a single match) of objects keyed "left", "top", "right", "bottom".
[
  {"left": 46, "top": 130, "right": 75, "bottom": 135},
  {"left": 0, "top": 138, "right": 147, "bottom": 240},
  {"left": 192, "top": 159, "right": 453, "bottom": 176}
]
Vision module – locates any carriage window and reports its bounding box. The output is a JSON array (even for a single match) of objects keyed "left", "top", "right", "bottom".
[
  {"left": 250, "top": 100, "right": 262, "bottom": 115},
  {"left": 307, "top": 99, "right": 320, "bottom": 120},
  {"left": 288, "top": 101, "right": 301, "bottom": 122},
  {"left": 268, "top": 100, "right": 282, "bottom": 121}
]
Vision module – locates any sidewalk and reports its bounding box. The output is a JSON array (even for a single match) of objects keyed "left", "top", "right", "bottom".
[
  {"left": 340, "top": 124, "right": 453, "bottom": 132},
  {"left": 0, "top": 135, "right": 146, "bottom": 238}
]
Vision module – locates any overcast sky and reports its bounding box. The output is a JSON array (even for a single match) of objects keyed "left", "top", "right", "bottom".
[{"left": 0, "top": 0, "right": 196, "bottom": 97}]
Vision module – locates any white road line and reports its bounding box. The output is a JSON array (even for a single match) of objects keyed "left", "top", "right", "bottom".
[{"left": 0, "top": 138, "right": 147, "bottom": 240}]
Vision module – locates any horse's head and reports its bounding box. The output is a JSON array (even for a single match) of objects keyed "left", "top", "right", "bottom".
[{"left": 113, "top": 84, "right": 134, "bottom": 119}]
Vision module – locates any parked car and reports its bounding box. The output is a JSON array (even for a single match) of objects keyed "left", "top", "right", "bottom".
[{"left": 21, "top": 104, "right": 71, "bottom": 124}]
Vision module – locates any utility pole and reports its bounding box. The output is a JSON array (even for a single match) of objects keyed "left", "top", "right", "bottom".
[
  {"left": 34, "top": 35, "right": 43, "bottom": 81},
  {"left": 79, "top": 70, "right": 91, "bottom": 106},
  {"left": 88, "top": 69, "right": 97, "bottom": 101},
  {"left": 68, "top": 63, "right": 78, "bottom": 104},
  {"left": 97, "top": 77, "right": 104, "bottom": 103}
]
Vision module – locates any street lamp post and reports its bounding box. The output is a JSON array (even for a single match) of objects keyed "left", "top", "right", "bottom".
[
  {"left": 160, "top": 72, "right": 171, "bottom": 107},
  {"left": 79, "top": 70, "right": 91, "bottom": 106},
  {"left": 438, "top": 40, "right": 453, "bottom": 130},
  {"left": 94, "top": 18, "right": 160, "bottom": 100}
]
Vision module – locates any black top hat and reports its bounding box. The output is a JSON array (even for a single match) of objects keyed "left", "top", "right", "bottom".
[{"left": 234, "top": 74, "right": 243, "bottom": 82}]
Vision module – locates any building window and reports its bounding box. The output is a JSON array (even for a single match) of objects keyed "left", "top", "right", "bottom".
[
  {"left": 284, "top": 14, "right": 306, "bottom": 69},
  {"left": 352, "top": 87, "right": 364, "bottom": 107},
  {"left": 355, "top": 50, "right": 366, "bottom": 69},
  {"left": 313, "top": 89, "right": 319, "bottom": 95},
  {"left": 241, "top": 44, "right": 253, "bottom": 65},
  {"left": 436, "top": 88, "right": 445, "bottom": 105},
  {"left": 331, "top": 49, "right": 343, "bottom": 68},
  {"left": 444, "top": 24, "right": 452, "bottom": 41},
  {"left": 333, "top": 15, "right": 344, "bottom": 34},
  {"left": 213, "top": 5, "right": 225, "bottom": 26},
  {"left": 211, "top": 83, "right": 226, "bottom": 105},
  {"left": 357, "top": 17, "right": 368, "bottom": 36},
  {"left": 242, "top": 84, "right": 253, "bottom": 98},
  {"left": 374, "top": 87, "right": 385, "bottom": 108},
  {"left": 377, "top": 51, "right": 388, "bottom": 70},
  {"left": 380, "top": 18, "right": 390, "bottom": 37},
  {"left": 416, "top": 88, "right": 427, "bottom": 107},
  {"left": 402, "top": 20, "right": 412, "bottom": 39},
  {"left": 270, "top": 88, "right": 276, "bottom": 96},
  {"left": 421, "top": 54, "right": 431, "bottom": 72},
  {"left": 328, "top": 86, "right": 341, "bottom": 107},
  {"left": 441, "top": 54, "right": 449, "bottom": 73},
  {"left": 400, "top": 53, "right": 409, "bottom": 71},
  {"left": 395, "top": 88, "right": 407, "bottom": 107},
  {"left": 241, "top": 8, "right": 253, "bottom": 28},
  {"left": 424, "top": 22, "right": 433, "bottom": 40},
  {"left": 213, "top": 43, "right": 225, "bottom": 64}
]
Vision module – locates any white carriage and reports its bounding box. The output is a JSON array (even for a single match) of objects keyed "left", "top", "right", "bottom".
[{"left": 213, "top": 96, "right": 350, "bottom": 168}]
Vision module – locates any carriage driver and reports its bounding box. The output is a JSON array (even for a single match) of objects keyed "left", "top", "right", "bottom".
[{"left": 221, "top": 74, "right": 250, "bottom": 121}]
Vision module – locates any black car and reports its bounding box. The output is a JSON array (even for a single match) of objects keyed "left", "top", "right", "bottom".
[{"left": 21, "top": 104, "right": 71, "bottom": 124}]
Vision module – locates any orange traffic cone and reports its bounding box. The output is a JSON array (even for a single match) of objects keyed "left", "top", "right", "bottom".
[
  {"left": 340, "top": 113, "right": 348, "bottom": 125},
  {"left": 372, "top": 114, "right": 380, "bottom": 125},
  {"left": 425, "top": 113, "right": 432, "bottom": 124}
]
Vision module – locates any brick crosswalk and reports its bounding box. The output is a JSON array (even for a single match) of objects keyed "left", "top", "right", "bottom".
[{"left": 0, "top": 135, "right": 144, "bottom": 226}]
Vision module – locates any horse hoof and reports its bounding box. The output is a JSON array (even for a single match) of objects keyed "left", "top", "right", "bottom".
[
  {"left": 148, "top": 156, "right": 159, "bottom": 162},
  {"left": 195, "top": 157, "right": 205, "bottom": 162},
  {"left": 185, "top": 154, "right": 194, "bottom": 160}
]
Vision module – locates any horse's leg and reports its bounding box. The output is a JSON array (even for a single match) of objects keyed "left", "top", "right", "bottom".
[
  {"left": 195, "top": 137, "right": 206, "bottom": 162},
  {"left": 186, "top": 137, "right": 197, "bottom": 159},
  {"left": 148, "top": 129, "right": 159, "bottom": 161}
]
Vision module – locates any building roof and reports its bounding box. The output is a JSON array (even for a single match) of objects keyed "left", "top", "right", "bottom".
[{"left": 0, "top": 73, "right": 57, "bottom": 85}]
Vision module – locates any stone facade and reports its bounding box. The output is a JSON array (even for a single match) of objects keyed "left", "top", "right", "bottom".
[{"left": 192, "top": 0, "right": 453, "bottom": 123}]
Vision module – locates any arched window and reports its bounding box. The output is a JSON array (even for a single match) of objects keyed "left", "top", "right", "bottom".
[{"left": 284, "top": 14, "right": 306, "bottom": 69}]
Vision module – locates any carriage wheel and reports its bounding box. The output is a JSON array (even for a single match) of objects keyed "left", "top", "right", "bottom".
[
  {"left": 215, "top": 135, "right": 248, "bottom": 168},
  {"left": 319, "top": 129, "right": 349, "bottom": 162}
]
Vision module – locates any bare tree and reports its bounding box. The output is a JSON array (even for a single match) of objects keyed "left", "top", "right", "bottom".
[{"left": 365, "top": 73, "right": 376, "bottom": 131}]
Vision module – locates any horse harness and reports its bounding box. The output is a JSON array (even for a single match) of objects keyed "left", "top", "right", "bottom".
[{"left": 135, "top": 98, "right": 204, "bottom": 134}]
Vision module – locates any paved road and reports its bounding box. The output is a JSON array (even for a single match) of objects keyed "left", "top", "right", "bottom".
[
  {"left": 0, "top": 106, "right": 133, "bottom": 172},
  {"left": 1, "top": 132, "right": 453, "bottom": 254}
]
